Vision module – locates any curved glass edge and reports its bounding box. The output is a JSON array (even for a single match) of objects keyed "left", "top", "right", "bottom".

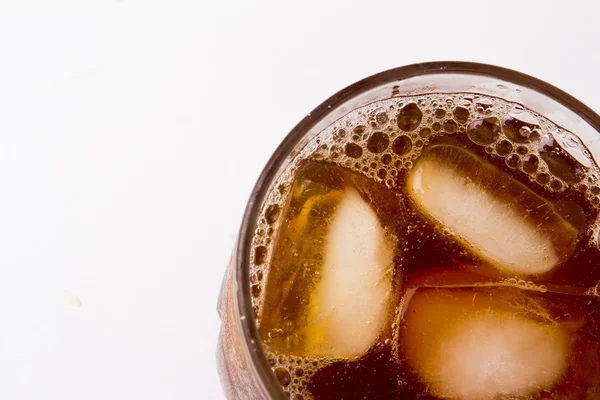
[{"left": 233, "top": 61, "right": 600, "bottom": 400}]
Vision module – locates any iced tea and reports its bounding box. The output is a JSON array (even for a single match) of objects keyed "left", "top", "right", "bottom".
[{"left": 250, "top": 92, "right": 600, "bottom": 399}]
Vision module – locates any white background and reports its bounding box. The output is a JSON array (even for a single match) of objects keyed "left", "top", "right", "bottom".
[{"left": 0, "top": 1, "right": 599, "bottom": 399}]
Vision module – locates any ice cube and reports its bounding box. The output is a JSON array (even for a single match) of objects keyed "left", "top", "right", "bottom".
[
  {"left": 406, "top": 145, "right": 579, "bottom": 275},
  {"left": 259, "top": 161, "right": 401, "bottom": 358},
  {"left": 400, "top": 287, "right": 570, "bottom": 399},
  {"left": 302, "top": 188, "right": 394, "bottom": 357}
]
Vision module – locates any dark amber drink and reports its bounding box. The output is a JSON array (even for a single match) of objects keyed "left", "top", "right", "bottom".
[{"left": 217, "top": 63, "right": 600, "bottom": 400}]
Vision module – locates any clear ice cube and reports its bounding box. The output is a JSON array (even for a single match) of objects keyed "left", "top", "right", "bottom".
[
  {"left": 302, "top": 187, "right": 394, "bottom": 357},
  {"left": 259, "top": 162, "right": 400, "bottom": 358},
  {"left": 406, "top": 145, "right": 579, "bottom": 275},
  {"left": 399, "top": 287, "right": 572, "bottom": 399}
]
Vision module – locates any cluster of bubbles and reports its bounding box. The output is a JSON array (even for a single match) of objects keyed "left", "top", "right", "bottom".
[
  {"left": 263, "top": 351, "right": 337, "bottom": 400},
  {"left": 247, "top": 92, "right": 600, "bottom": 400},
  {"left": 310, "top": 94, "right": 598, "bottom": 199},
  {"left": 501, "top": 277, "right": 548, "bottom": 293}
]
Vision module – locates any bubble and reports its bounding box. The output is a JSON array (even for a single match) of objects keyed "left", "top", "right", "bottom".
[
  {"left": 397, "top": 103, "right": 423, "bottom": 131},
  {"left": 443, "top": 119, "right": 458, "bottom": 133},
  {"left": 496, "top": 140, "right": 513, "bottom": 156},
  {"left": 344, "top": 142, "right": 363, "bottom": 158},
  {"left": 452, "top": 106, "right": 470, "bottom": 124},
  {"left": 419, "top": 127, "right": 431, "bottom": 138},
  {"left": 435, "top": 108, "right": 446, "bottom": 118},
  {"left": 336, "top": 128, "right": 346, "bottom": 138},
  {"left": 353, "top": 125, "right": 366, "bottom": 134},
  {"left": 505, "top": 153, "right": 521, "bottom": 169},
  {"left": 550, "top": 180, "right": 563, "bottom": 191},
  {"left": 519, "top": 126, "right": 532, "bottom": 138},
  {"left": 536, "top": 172, "right": 551, "bottom": 185},
  {"left": 377, "top": 169, "right": 387, "bottom": 179},
  {"left": 366, "top": 132, "right": 390, "bottom": 153},
  {"left": 376, "top": 111, "right": 389, "bottom": 125},
  {"left": 381, "top": 153, "right": 392, "bottom": 165},
  {"left": 516, "top": 145, "right": 529, "bottom": 155},
  {"left": 275, "top": 368, "right": 292, "bottom": 386},
  {"left": 296, "top": 395, "right": 304, "bottom": 400},
  {"left": 522, "top": 154, "right": 539, "bottom": 174},
  {"left": 254, "top": 245, "right": 268, "bottom": 265},
  {"left": 467, "top": 117, "right": 501, "bottom": 145},
  {"left": 392, "top": 135, "right": 413, "bottom": 156},
  {"left": 265, "top": 204, "right": 282, "bottom": 225},
  {"left": 256, "top": 270, "right": 264, "bottom": 281},
  {"left": 295, "top": 368, "right": 305, "bottom": 377},
  {"left": 432, "top": 122, "right": 441, "bottom": 131},
  {"left": 415, "top": 139, "right": 424, "bottom": 148},
  {"left": 385, "top": 178, "right": 394, "bottom": 187}
]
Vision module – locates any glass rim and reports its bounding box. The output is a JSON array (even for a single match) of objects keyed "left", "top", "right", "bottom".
[{"left": 233, "top": 61, "right": 600, "bottom": 399}]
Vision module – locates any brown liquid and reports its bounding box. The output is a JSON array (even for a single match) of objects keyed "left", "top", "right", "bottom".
[{"left": 251, "top": 94, "right": 600, "bottom": 399}]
